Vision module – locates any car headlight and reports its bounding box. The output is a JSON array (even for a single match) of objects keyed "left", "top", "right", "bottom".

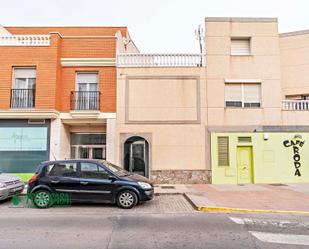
[
  {"left": 0, "top": 182, "right": 6, "bottom": 188},
  {"left": 138, "top": 182, "right": 152, "bottom": 190}
]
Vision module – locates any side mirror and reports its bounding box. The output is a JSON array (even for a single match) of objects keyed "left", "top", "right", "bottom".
[{"left": 109, "top": 175, "right": 117, "bottom": 181}]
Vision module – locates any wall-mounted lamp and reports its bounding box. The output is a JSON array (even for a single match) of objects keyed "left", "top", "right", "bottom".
[{"left": 263, "top": 133, "right": 269, "bottom": 140}]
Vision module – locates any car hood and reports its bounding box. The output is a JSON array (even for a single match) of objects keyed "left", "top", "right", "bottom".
[
  {"left": 0, "top": 173, "right": 21, "bottom": 183},
  {"left": 119, "top": 174, "right": 153, "bottom": 185}
]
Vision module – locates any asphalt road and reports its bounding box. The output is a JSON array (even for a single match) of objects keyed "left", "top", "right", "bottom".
[{"left": 1, "top": 196, "right": 309, "bottom": 249}]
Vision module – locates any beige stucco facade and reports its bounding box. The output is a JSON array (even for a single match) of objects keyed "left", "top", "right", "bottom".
[
  {"left": 116, "top": 17, "right": 309, "bottom": 184},
  {"left": 115, "top": 67, "right": 210, "bottom": 183}
]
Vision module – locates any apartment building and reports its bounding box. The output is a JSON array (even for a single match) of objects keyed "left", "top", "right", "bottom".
[
  {"left": 2, "top": 18, "right": 309, "bottom": 184},
  {"left": 0, "top": 25, "right": 138, "bottom": 180},
  {"left": 116, "top": 17, "right": 309, "bottom": 184}
]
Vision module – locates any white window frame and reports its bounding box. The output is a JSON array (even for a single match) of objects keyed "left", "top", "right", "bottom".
[
  {"left": 230, "top": 37, "right": 251, "bottom": 56},
  {"left": 74, "top": 72, "right": 99, "bottom": 110},
  {"left": 12, "top": 67, "right": 36, "bottom": 89},
  {"left": 225, "top": 83, "right": 262, "bottom": 108},
  {"left": 75, "top": 72, "right": 99, "bottom": 91}
]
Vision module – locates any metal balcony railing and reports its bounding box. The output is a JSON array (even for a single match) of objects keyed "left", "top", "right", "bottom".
[
  {"left": 282, "top": 100, "right": 309, "bottom": 111},
  {"left": 70, "top": 91, "right": 100, "bottom": 111},
  {"left": 11, "top": 89, "right": 35, "bottom": 108}
]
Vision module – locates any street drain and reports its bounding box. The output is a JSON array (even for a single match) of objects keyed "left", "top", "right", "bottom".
[{"left": 161, "top": 186, "right": 175, "bottom": 189}]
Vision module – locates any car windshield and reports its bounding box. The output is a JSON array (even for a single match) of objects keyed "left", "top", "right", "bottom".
[{"left": 100, "top": 160, "right": 131, "bottom": 176}]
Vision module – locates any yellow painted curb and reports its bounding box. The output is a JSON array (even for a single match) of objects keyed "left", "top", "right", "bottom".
[{"left": 197, "top": 206, "right": 309, "bottom": 215}]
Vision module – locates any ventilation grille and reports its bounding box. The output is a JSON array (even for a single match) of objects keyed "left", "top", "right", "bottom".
[
  {"left": 218, "top": 136, "right": 229, "bottom": 166},
  {"left": 238, "top": 137, "right": 252, "bottom": 143},
  {"left": 28, "top": 119, "right": 45, "bottom": 124}
]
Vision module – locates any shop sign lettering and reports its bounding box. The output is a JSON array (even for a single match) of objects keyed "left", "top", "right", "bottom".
[{"left": 283, "top": 136, "right": 305, "bottom": 177}]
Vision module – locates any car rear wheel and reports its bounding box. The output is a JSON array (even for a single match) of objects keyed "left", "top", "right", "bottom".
[
  {"left": 33, "top": 190, "right": 52, "bottom": 209},
  {"left": 117, "top": 190, "right": 138, "bottom": 209}
]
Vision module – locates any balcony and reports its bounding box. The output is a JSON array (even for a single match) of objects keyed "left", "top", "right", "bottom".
[
  {"left": 0, "top": 35, "right": 50, "bottom": 46},
  {"left": 117, "top": 53, "right": 205, "bottom": 67},
  {"left": 70, "top": 91, "right": 100, "bottom": 111},
  {"left": 11, "top": 89, "right": 35, "bottom": 109},
  {"left": 282, "top": 100, "right": 309, "bottom": 111}
]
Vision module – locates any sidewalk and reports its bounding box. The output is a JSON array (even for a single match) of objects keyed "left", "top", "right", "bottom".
[{"left": 155, "top": 183, "right": 309, "bottom": 213}]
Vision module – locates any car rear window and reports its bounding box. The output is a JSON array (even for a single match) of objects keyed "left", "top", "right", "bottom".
[{"left": 46, "top": 163, "right": 78, "bottom": 177}]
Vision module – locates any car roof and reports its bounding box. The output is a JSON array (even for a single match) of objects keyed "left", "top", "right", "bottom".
[{"left": 40, "top": 159, "right": 105, "bottom": 166}]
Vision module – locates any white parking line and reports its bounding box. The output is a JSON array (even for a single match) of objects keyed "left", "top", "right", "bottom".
[
  {"left": 229, "top": 217, "right": 309, "bottom": 228},
  {"left": 250, "top": 231, "right": 309, "bottom": 246}
]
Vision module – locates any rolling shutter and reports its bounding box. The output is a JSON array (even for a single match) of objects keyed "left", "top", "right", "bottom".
[
  {"left": 225, "top": 84, "right": 242, "bottom": 102},
  {"left": 231, "top": 38, "right": 250, "bottom": 55},
  {"left": 218, "top": 136, "right": 229, "bottom": 166},
  {"left": 14, "top": 68, "right": 36, "bottom": 78},
  {"left": 243, "top": 84, "right": 260, "bottom": 103},
  {"left": 76, "top": 72, "right": 98, "bottom": 84}
]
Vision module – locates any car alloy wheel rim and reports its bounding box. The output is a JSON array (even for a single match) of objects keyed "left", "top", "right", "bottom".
[
  {"left": 119, "top": 192, "right": 134, "bottom": 207},
  {"left": 35, "top": 192, "right": 50, "bottom": 207}
]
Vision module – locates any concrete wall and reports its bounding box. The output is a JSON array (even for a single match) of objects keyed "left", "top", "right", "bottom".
[
  {"left": 50, "top": 119, "right": 70, "bottom": 160},
  {"left": 280, "top": 31, "right": 309, "bottom": 96},
  {"left": 205, "top": 17, "right": 283, "bottom": 128},
  {"left": 116, "top": 67, "right": 210, "bottom": 183}
]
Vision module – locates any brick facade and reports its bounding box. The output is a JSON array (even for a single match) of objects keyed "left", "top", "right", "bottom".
[{"left": 0, "top": 27, "right": 122, "bottom": 112}]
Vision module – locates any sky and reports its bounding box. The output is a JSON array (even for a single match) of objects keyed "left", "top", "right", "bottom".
[{"left": 1, "top": 0, "right": 309, "bottom": 53}]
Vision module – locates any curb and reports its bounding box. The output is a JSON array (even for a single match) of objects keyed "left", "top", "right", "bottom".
[
  {"left": 154, "top": 192, "right": 184, "bottom": 196},
  {"left": 197, "top": 206, "right": 309, "bottom": 215},
  {"left": 183, "top": 193, "right": 309, "bottom": 215}
]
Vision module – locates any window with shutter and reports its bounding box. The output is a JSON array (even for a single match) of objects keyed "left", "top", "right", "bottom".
[
  {"left": 225, "top": 83, "right": 261, "bottom": 108},
  {"left": 13, "top": 67, "right": 36, "bottom": 89},
  {"left": 243, "top": 84, "right": 261, "bottom": 107},
  {"left": 218, "top": 136, "right": 229, "bottom": 166},
  {"left": 225, "top": 84, "right": 242, "bottom": 107},
  {"left": 231, "top": 38, "right": 251, "bottom": 55}
]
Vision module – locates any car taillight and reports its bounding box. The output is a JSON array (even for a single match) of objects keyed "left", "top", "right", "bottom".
[{"left": 28, "top": 174, "right": 38, "bottom": 185}]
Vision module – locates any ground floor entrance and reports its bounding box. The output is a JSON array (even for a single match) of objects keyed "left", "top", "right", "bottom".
[
  {"left": 237, "top": 146, "right": 253, "bottom": 184},
  {"left": 71, "top": 133, "right": 106, "bottom": 160},
  {"left": 71, "top": 145, "right": 106, "bottom": 159},
  {"left": 123, "top": 136, "right": 149, "bottom": 177}
]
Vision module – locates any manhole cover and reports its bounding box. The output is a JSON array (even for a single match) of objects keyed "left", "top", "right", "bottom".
[
  {"left": 161, "top": 186, "right": 175, "bottom": 189},
  {"left": 269, "top": 183, "right": 287, "bottom": 186}
]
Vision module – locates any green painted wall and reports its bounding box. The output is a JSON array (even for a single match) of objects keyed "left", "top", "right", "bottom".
[
  {"left": 9, "top": 173, "right": 33, "bottom": 183},
  {"left": 211, "top": 132, "right": 309, "bottom": 184}
]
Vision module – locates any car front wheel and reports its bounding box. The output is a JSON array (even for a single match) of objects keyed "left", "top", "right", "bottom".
[
  {"left": 117, "top": 190, "right": 138, "bottom": 209},
  {"left": 32, "top": 190, "right": 52, "bottom": 209}
]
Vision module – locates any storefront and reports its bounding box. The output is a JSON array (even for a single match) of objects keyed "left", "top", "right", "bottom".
[
  {"left": 0, "top": 119, "right": 50, "bottom": 180},
  {"left": 211, "top": 132, "right": 309, "bottom": 184}
]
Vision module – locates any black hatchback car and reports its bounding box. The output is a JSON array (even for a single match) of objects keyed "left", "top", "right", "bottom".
[{"left": 27, "top": 159, "right": 154, "bottom": 209}]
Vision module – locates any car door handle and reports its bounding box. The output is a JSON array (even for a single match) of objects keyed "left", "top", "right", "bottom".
[
  {"left": 80, "top": 181, "right": 88, "bottom": 185},
  {"left": 51, "top": 180, "right": 60, "bottom": 184}
]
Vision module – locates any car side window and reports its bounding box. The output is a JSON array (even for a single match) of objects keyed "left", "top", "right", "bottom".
[
  {"left": 81, "top": 163, "right": 109, "bottom": 179},
  {"left": 47, "top": 163, "right": 78, "bottom": 178}
]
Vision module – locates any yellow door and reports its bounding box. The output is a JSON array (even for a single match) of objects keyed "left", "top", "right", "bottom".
[{"left": 237, "top": 146, "right": 253, "bottom": 184}]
